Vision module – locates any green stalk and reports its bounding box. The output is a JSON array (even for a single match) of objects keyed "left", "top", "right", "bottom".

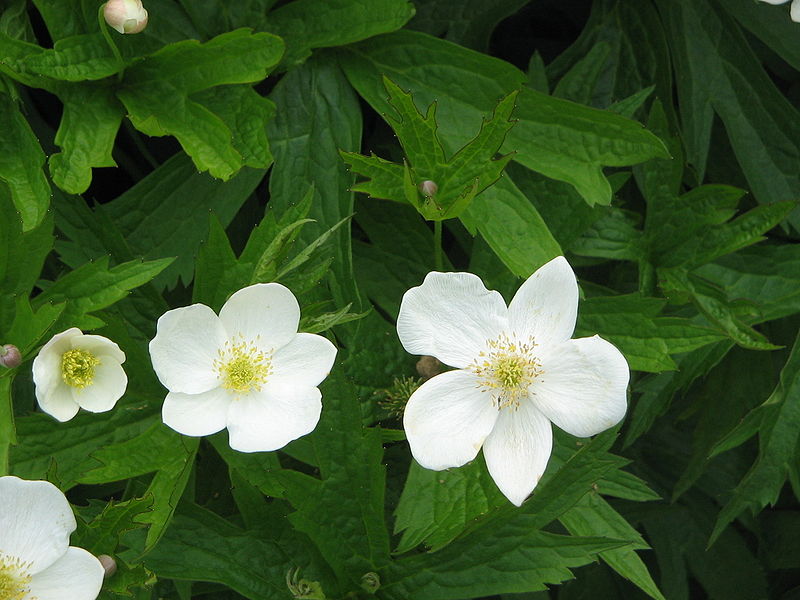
[
  {"left": 98, "top": 4, "right": 125, "bottom": 81},
  {"left": 434, "top": 220, "right": 443, "bottom": 271}
]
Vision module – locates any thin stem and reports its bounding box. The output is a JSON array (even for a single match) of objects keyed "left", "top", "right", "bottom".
[
  {"left": 434, "top": 220, "right": 443, "bottom": 271},
  {"left": 97, "top": 4, "right": 125, "bottom": 82}
]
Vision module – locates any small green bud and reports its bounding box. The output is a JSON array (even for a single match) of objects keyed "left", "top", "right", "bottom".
[{"left": 360, "top": 572, "right": 380, "bottom": 594}]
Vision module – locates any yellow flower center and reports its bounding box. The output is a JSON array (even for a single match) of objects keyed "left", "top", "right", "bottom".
[
  {"left": 0, "top": 554, "right": 32, "bottom": 600},
  {"left": 61, "top": 348, "right": 100, "bottom": 389},
  {"left": 215, "top": 336, "right": 272, "bottom": 395},
  {"left": 469, "top": 333, "right": 543, "bottom": 409}
]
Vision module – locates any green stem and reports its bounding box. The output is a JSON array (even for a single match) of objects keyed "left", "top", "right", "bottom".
[
  {"left": 98, "top": 4, "right": 126, "bottom": 82},
  {"left": 434, "top": 220, "right": 443, "bottom": 271}
]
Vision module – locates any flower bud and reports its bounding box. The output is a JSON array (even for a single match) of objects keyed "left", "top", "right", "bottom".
[
  {"left": 103, "top": 0, "right": 148, "bottom": 34},
  {"left": 419, "top": 180, "right": 438, "bottom": 197},
  {"left": 0, "top": 344, "right": 21, "bottom": 369},
  {"left": 97, "top": 554, "right": 117, "bottom": 578},
  {"left": 360, "top": 572, "right": 381, "bottom": 594},
  {"left": 416, "top": 355, "right": 443, "bottom": 380}
]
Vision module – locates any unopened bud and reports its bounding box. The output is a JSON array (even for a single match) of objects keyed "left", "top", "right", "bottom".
[
  {"left": 419, "top": 180, "right": 438, "bottom": 197},
  {"left": 0, "top": 344, "right": 21, "bottom": 369},
  {"left": 360, "top": 572, "right": 380, "bottom": 594},
  {"left": 103, "top": 0, "right": 148, "bottom": 34},
  {"left": 416, "top": 355, "right": 443, "bottom": 380},
  {"left": 97, "top": 554, "right": 117, "bottom": 578}
]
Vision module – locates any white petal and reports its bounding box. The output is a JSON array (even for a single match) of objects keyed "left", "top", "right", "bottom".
[
  {"left": 533, "top": 335, "right": 629, "bottom": 438},
  {"left": 758, "top": 0, "right": 790, "bottom": 4},
  {"left": 27, "top": 546, "right": 104, "bottom": 600},
  {"left": 70, "top": 334, "right": 125, "bottom": 364},
  {"left": 162, "top": 387, "right": 231, "bottom": 437},
  {"left": 219, "top": 283, "right": 300, "bottom": 352},
  {"left": 149, "top": 304, "right": 227, "bottom": 394},
  {"left": 397, "top": 272, "right": 508, "bottom": 368},
  {"left": 72, "top": 360, "right": 127, "bottom": 413},
  {"left": 226, "top": 382, "right": 322, "bottom": 452},
  {"left": 508, "top": 256, "right": 579, "bottom": 346},
  {"left": 37, "top": 383, "right": 80, "bottom": 423},
  {"left": 483, "top": 402, "right": 553, "bottom": 506},
  {"left": 271, "top": 333, "right": 337, "bottom": 388},
  {"left": 792, "top": 0, "right": 800, "bottom": 21},
  {"left": 403, "top": 369, "right": 499, "bottom": 471},
  {"left": 32, "top": 328, "right": 81, "bottom": 403},
  {"left": 0, "top": 476, "right": 75, "bottom": 573}
]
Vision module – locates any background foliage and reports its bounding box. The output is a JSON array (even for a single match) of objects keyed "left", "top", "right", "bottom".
[{"left": 1, "top": 0, "right": 800, "bottom": 598}]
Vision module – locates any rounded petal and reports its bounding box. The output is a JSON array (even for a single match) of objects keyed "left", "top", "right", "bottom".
[
  {"left": 219, "top": 283, "right": 300, "bottom": 352},
  {"left": 27, "top": 546, "right": 104, "bottom": 600},
  {"left": 72, "top": 360, "right": 127, "bottom": 413},
  {"left": 32, "top": 328, "right": 81, "bottom": 402},
  {"left": 397, "top": 272, "right": 508, "bottom": 368},
  {"left": 0, "top": 476, "right": 75, "bottom": 573},
  {"left": 37, "top": 383, "right": 80, "bottom": 423},
  {"left": 792, "top": 0, "right": 800, "bottom": 21},
  {"left": 227, "top": 382, "right": 322, "bottom": 452},
  {"left": 162, "top": 387, "right": 230, "bottom": 437},
  {"left": 483, "top": 402, "right": 553, "bottom": 506},
  {"left": 70, "top": 334, "right": 125, "bottom": 364},
  {"left": 533, "top": 335, "right": 629, "bottom": 438},
  {"left": 758, "top": 0, "right": 790, "bottom": 4},
  {"left": 508, "top": 256, "right": 578, "bottom": 346},
  {"left": 403, "top": 369, "right": 499, "bottom": 471},
  {"left": 271, "top": 333, "right": 337, "bottom": 388},
  {"left": 149, "top": 304, "right": 227, "bottom": 394}
]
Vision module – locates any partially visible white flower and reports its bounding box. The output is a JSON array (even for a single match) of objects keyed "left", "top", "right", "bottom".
[
  {"left": 32, "top": 328, "right": 128, "bottom": 423},
  {"left": 397, "top": 257, "right": 629, "bottom": 506},
  {"left": 0, "top": 475, "right": 104, "bottom": 600},
  {"left": 758, "top": 0, "right": 800, "bottom": 22},
  {"left": 103, "top": 0, "right": 148, "bottom": 34},
  {"left": 149, "top": 283, "right": 337, "bottom": 453}
]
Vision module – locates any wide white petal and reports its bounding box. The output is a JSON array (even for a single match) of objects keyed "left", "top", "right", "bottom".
[
  {"left": 533, "top": 335, "right": 629, "bottom": 438},
  {"left": 397, "top": 272, "right": 508, "bottom": 368},
  {"left": 32, "top": 328, "right": 81, "bottom": 401},
  {"left": 271, "top": 333, "right": 337, "bottom": 388},
  {"left": 403, "top": 369, "right": 499, "bottom": 471},
  {"left": 162, "top": 387, "right": 230, "bottom": 437},
  {"left": 70, "top": 334, "right": 125, "bottom": 364},
  {"left": 72, "top": 360, "right": 127, "bottom": 413},
  {"left": 226, "top": 381, "right": 322, "bottom": 452},
  {"left": 27, "top": 546, "right": 104, "bottom": 600},
  {"left": 219, "top": 283, "right": 300, "bottom": 352},
  {"left": 0, "top": 476, "right": 75, "bottom": 573},
  {"left": 149, "top": 304, "right": 227, "bottom": 394},
  {"left": 37, "top": 383, "right": 80, "bottom": 423},
  {"left": 483, "top": 402, "right": 553, "bottom": 506},
  {"left": 792, "top": 0, "right": 800, "bottom": 21},
  {"left": 508, "top": 256, "right": 579, "bottom": 347},
  {"left": 758, "top": 0, "right": 790, "bottom": 5}
]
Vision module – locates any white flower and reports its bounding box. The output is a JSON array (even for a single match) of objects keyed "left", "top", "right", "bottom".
[
  {"left": 149, "top": 283, "right": 337, "bottom": 453},
  {"left": 103, "top": 0, "right": 148, "bottom": 34},
  {"left": 0, "top": 475, "right": 104, "bottom": 600},
  {"left": 758, "top": 0, "right": 800, "bottom": 22},
  {"left": 397, "top": 257, "right": 629, "bottom": 506},
  {"left": 32, "top": 328, "right": 128, "bottom": 423}
]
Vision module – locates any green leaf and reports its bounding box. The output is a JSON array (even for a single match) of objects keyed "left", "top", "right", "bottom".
[
  {"left": 266, "top": 0, "right": 414, "bottom": 66},
  {"left": 342, "top": 76, "right": 518, "bottom": 221},
  {"left": 19, "top": 33, "right": 120, "bottom": 81},
  {"left": 117, "top": 29, "right": 283, "bottom": 179},
  {"left": 0, "top": 89, "right": 51, "bottom": 230},
  {"left": 560, "top": 493, "right": 665, "bottom": 600},
  {"left": 570, "top": 208, "right": 643, "bottom": 262},
  {"left": 576, "top": 294, "right": 726, "bottom": 373},
  {"left": 340, "top": 30, "right": 668, "bottom": 208},
  {"left": 710, "top": 329, "right": 800, "bottom": 544},
  {"left": 73, "top": 496, "right": 154, "bottom": 556},
  {"left": 34, "top": 255, "right": 173, "bottom": 330},
  {"left": 277, "top": 372, "right": 390, "bottom": 584},
  {"left": 49, "top": 82, "right": 125, "bottom": 194}
]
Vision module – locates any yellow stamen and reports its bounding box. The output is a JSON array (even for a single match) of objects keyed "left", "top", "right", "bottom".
[
  {"left": 61, "top": 348, "right": 100, "bottom": 389},
  {"left": 214, "top": 336, "right": 272, "bottom": 395},
  {"left": 469, "top": 333, "right": 543, "bottom": 409},
  {"left": 0, "top": 554, "right": 32, "bottom": 600}
]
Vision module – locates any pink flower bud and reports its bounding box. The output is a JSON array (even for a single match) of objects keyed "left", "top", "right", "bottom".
[
  {"left": 0, "top": 344, "right": 21, "bottom": 369},
  {"left": 103, "top": 0, "right": 148, "bottom": 34},
  {"left": 98, "top": 554, "right": 117, "bottom": 578},
  {"left": 419, "top": 180, "right": 438, "bottom": 197}
]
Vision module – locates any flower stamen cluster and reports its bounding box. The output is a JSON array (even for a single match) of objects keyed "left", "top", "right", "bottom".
[
  {"left": 61, "top": 349, "right": 101, "bottom": 389},
  {"left": 0, "top": 553, "right": 32, "bottom": 600},
  {"left": 214, "top": 336, "right": 272, "bottom": 395},
  {"left": 469, "top": 333, "right": 542, "bottom": 409}
]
